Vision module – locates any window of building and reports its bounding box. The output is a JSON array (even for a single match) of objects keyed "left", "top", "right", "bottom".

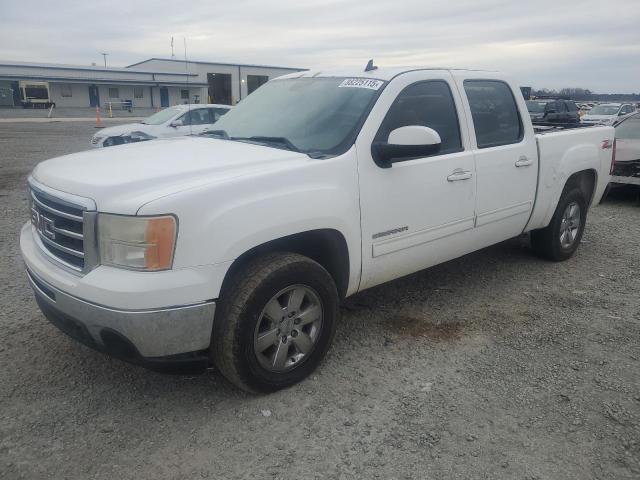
[
  {"left": 247, "top": 75, "right": 269, "bottom": 95},
  {"left": 181, "top": 89, "right": 189, "bottom": 100},
  {"left": 60, "top": 85, "right": 72, "bottom": 97},
  {"left": 134, "top": 87, "right": 144, "bottom": 99},
  {"left": 463, "top": 80, "right": 523, "bottom": 149},
  {"left": 108, "top": 88, "right": 119, "bottom": 98},
  {"left": 375, "top": 80, "right": 463, "bottom": 156}
]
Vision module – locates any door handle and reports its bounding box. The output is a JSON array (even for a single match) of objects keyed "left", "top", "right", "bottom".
[
  {"left": 515, "top": 156, "right": 533, "bottom": 167},
  {"left": 447, "top": 169, "right": 473, "bottom": 182}
]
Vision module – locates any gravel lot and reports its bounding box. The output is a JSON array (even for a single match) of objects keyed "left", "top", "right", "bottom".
[{"left": 1, "top": 122, "right": 639, "bottom": 480}]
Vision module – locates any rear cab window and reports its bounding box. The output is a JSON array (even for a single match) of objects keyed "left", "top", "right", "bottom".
[{"left": 463, "top": 80, "right": 523, "bottom": 148}]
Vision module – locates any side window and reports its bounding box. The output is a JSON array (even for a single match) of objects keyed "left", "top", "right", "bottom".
[
  {"left": 463, "top": 80, "right": 523, "bottom": 149},
  {"left": 560, "top": 102, "right": 569, "bottom": 113},
  {"left": 176, "top": 113, "right": 189, "bottom": 125},
  {"left": 567, "top": 101, "right": 578, "bottom": 113},
  {"left": 185, "top": 108, "right": 211, "bottom": 125},
  {"left": 209, "top": 107, "right": 229, "bottom": 122},
  {"left": 375, "top": 80, "right": 463, "bottom": 156}
]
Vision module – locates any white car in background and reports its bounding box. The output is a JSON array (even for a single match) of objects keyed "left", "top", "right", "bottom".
[
  {"left": 91, "top": 104, "right": 231, "bottom": 147},
  {"left": 581, "top": 103, "right": 636, "bottom": 126}
]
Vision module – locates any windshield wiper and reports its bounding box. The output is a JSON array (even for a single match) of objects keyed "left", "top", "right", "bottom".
[
  {"left": 230, "top": 136, "right": 300, "bottom": 152},
  {"left": 201, "top": 129, "right": 230, "bottom": 139}
]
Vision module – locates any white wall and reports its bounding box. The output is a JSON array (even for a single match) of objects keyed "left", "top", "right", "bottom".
[
  {"left": 49, "top": 83, "right": 90, "bottom": 107},
  {"left": 132, "top": 59, "right": 303, "bottom": 104}
]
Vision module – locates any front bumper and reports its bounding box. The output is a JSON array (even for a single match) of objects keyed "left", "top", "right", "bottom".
[{"left": 26, "top": 268, "right": 215, "bottom": 373}]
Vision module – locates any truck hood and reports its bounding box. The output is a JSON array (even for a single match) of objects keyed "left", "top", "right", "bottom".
[{"left": 32, "top": 136, "right": 311, "bottom": 214}]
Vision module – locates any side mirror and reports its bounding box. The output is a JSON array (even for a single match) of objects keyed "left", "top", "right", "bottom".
[
  {"left": 372, "top": 126, "right": 441, "bottom": 168},
  {"left": 170, "top": 119, "right": 184, "bottom": 127}
]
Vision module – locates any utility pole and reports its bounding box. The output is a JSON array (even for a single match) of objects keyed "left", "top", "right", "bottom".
[
  {"left": 100, "top": 53, "right": 108, "bottom": 68},
  {"left": 171, "top": 37, "right": 175, "bottom": 58}
]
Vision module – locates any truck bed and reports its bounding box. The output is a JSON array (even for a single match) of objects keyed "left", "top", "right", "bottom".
[{"left": 525, "top": 125, "right": 614, "bottom": 232}]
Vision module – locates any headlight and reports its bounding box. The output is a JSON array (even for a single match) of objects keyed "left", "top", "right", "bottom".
[{"left": 98, "top": 214, "right": 177, "bottom": 271}]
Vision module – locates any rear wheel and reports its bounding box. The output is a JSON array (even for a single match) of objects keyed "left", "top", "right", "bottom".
[
  {"left": 531, "top": 188, "right": 587, "bottom": 261},
  {"left": 211, "top": 252, "right": 339, "bottom": 393}
]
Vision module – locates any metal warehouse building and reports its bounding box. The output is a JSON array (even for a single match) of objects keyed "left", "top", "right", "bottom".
[{"left": 0, "top": 58, "right": 305, "bottom": 109}]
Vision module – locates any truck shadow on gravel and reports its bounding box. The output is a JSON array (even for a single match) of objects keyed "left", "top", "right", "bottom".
[{"left": 340, "top": 235, "right": 537, "bottom": 342}]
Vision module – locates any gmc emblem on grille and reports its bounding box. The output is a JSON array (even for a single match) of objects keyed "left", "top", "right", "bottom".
[{"left": 31, "top": 209, "right": 56, "bottom": 240}]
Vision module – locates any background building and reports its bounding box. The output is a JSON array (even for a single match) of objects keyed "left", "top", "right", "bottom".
[{"left": 0, "top": 58, "right": 305, "bottom": 109}]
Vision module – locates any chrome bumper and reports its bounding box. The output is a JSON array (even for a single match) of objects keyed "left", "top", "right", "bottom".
[{"left": 27, "top": 269, "right": 215, "bottom": 367}]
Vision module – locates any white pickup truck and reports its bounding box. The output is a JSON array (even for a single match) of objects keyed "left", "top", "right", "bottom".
[{"left": 21, "top": 66, "right": 615, "bottom": 392}]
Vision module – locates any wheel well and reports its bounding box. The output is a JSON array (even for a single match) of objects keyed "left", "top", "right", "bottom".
[
  {"left": 220, "top": 229, "right": 350, "bottom": 299},
  {"left": 564, "top": 169, "right": 596, "bottom": 205}
]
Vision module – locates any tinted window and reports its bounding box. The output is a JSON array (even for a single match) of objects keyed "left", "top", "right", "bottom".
[
  {"left": 567, "top": 101, "right": 578, "bottom": 112},
  {"left": 209, "top": 107, "right": 229, "bottom": 122},
  {"left": 464, "top": 80, "right": 523, "bottom": 148},
  {"left": 375, "top": 80, "right": 462, "bottom": 156},
  {"left": 181, "top": 109, "right": 211, "bottom": 125}
]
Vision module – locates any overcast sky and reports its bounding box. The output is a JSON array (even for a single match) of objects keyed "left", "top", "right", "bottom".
[{"left": 2, "top": 0, "right": 639, "bottom": 93}]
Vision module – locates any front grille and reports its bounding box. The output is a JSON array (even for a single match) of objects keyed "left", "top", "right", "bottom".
[{"left": 29, "top": 184, "right": 96, "bottom": 273}]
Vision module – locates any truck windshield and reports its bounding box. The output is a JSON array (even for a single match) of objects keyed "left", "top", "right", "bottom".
[
  {"left": 526, "top": 100, "right": 549, "bottom": 113},
  {"left": 208, "top": 77, "right": 384, "bottom": 156},
  {"left": 589, "top": 105, "right": 620, "bottom": 115},
  {"left": 24, "top": 86, "right": 49, "bottom": 100},
  {"left": 142, "top": 106, "right": 183, "bottom": 125}
]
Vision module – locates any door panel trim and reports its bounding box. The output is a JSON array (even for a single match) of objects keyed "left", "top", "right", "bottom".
[
  {"left": 372, "top": 216, "right": 475, "bottom": 257},
  {"left": 475, "top": 201, "right": 531, "bottom": 227}
]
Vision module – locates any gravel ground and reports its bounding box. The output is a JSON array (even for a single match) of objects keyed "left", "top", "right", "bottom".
[{"left": 1, "top": 122, "right": 639, "bottom": 480}]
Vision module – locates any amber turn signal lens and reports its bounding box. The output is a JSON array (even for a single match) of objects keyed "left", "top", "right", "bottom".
[{"left": 144, "top": 216, "right": 176, "bottom": 270}]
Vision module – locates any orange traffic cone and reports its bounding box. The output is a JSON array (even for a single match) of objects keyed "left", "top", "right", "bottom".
[{"left": 95, "top": 106, "right": 103, "bottom": 128}]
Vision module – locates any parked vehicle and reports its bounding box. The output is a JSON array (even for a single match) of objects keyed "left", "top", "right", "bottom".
[
  {"left": 19, "top": 80, "right": 54, "bottom": 108},
  {"left": 21, "top": 67, "right": 614, "bottom": 392},
  {"left": 582, "top": 103, "right": 636, "bottom": 125},
  {"left": 91, "top": 104, "right": 231, "bottom": 147},
  {"left": 526, "top": 99, "right": 580, "bottom": 124},
  {"left": 610, "top": 112, "right": 640, "bottom": 185}
]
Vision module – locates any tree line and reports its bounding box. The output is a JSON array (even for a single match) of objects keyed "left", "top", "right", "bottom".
[{"left": 532, "top": 87, "right": 640, "bottom": 101}]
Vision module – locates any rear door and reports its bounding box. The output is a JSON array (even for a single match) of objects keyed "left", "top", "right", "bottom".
[
  {"left": 453, "top": 73, "right": 538, "bottom": 240},
  {"left": 356, "top": 70, "right": 477, "bottom": 290}
]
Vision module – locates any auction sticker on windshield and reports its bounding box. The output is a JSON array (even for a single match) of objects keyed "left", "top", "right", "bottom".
[{"left": 339, "top": 78, "right": 384, "bottom": 90}]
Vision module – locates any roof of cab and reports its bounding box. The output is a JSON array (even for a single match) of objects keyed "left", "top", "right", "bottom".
[{"left": 277, "top": 66, "right": 498, "bottom": 81}]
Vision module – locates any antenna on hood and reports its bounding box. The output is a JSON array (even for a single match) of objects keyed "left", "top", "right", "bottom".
[
  {"left": 364, "top": 59, "right": 377, "bottom": 72},
  {"left": 183, "top": 37, "right": 192, "bottom": 136}
]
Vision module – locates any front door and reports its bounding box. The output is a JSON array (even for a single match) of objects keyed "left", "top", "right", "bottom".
[
  {"left": 88, "top": 85, "right": 100, "bottom": 107},
  {"left": 356, "top": 71, "right": 477, "bottom": 290},
  {"left": 454, "top": 74, "right": 538, "bottom": 240},
  {"left": 160, "top": 87, "right": 169, "bottom": 107}
]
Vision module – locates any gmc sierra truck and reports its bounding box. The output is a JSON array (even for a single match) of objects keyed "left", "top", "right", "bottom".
[{"left": 20, "top": 66, "right": 615, "bottom": 392}]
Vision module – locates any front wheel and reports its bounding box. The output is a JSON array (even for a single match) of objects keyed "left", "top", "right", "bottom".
[
  {"left": 531, "top": 188, "right": 587, "bottom": 261},
  {"left": 211, "top": 252, "right": 339, "bottom": 393}
]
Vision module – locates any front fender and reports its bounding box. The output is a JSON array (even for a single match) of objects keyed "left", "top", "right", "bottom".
[{"left": 139, "top": 150, "right": 362, "bottom": 298}]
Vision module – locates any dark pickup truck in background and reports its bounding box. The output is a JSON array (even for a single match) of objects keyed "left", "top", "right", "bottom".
[{"left": 526, "top": 98, "right": 581, "bottom": 125}]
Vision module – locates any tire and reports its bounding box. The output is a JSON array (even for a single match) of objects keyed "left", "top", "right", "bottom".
[
  {"left": 211, "top": 252, "right": 339, "bottom": 393},
  {"left": 531, "top": 188, "right": 587, "bottom": 261}
]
